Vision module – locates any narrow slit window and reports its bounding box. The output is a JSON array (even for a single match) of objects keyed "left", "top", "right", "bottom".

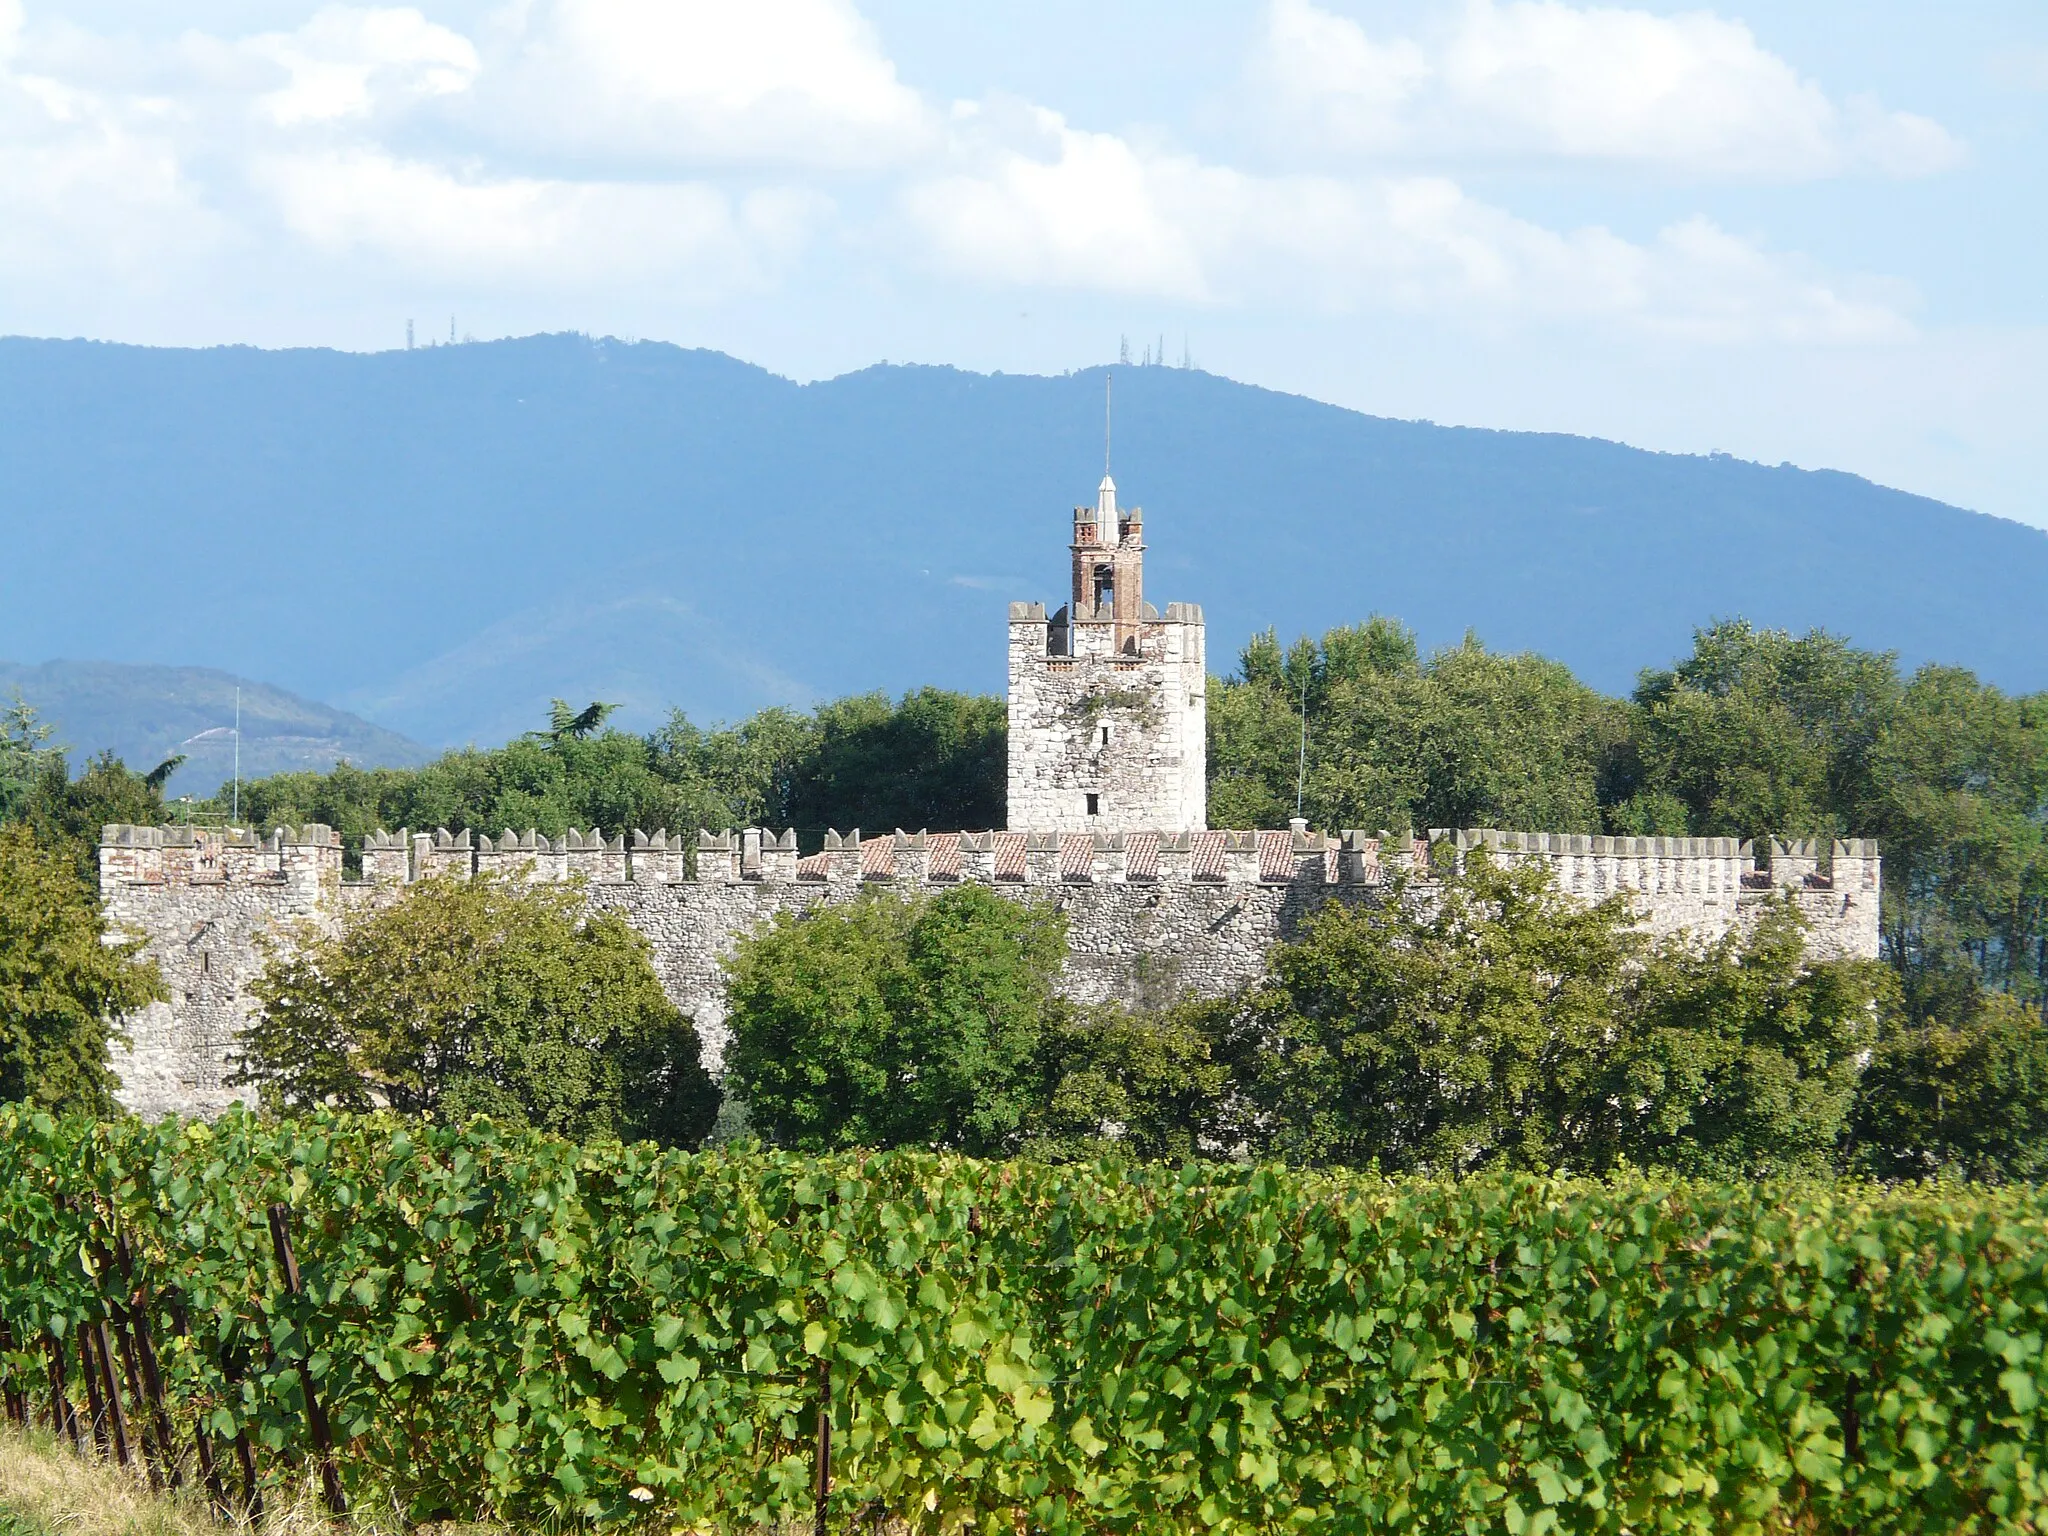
[
  {"left": 1086, "top": 793, "right": 1100, "bottom": 817},
  {"left": 1100, "top": 726, "right": 1110, "bottom": 746}
]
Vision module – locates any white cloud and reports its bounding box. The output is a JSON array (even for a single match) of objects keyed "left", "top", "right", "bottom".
[
  {"left": 254, "top": 148, "right": 826, "bottom": 291},
  {"left": 1259, "top": 0, "right": 1963, "bottom": 179},
  {"left": 0, "top": 31, "right": 227, "bottom": 292},
  {"left": 902, "top": 104, "right": 1211, "bottom": 299},
  {"left": 904, "top": 110, "right": 1910, "bottom": 343},
  {"left": 245, "top": 7, "right": 479, "bottom": 127},
  {"left": 0, "top": 0, "right": 1926, "bottom": 352},
  {"left": 472, "top": 0, "right": 932, "bottom": 170}
]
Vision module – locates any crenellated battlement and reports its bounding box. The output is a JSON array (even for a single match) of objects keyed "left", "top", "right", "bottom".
[
  {"left": 98, "top": 822, "right": 342, "bottom": 892},
  {"left": 108, "top": 821, "right": 1867, "bottom": 898},
  {"left": 96, "top": 822, "right": 1884, "bottom": 1125}
]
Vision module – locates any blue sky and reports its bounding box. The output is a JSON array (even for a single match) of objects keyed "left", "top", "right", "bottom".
[{"left": 4, "top": 0, "right": 2043, "bottom": 527}]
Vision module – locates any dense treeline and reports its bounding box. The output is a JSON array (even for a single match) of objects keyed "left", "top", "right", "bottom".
[
  {"left": 1210, "top": 617, "right": 2048, "bottom": 1025},
  {"left": 228, "top": 690, "right": 1005, "bottom": 854}
]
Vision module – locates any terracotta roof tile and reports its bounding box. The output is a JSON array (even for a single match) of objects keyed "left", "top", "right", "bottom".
[
  {"left": 1259, "top": 831, "right": 1293, "bottom": 882},
  {"left": 1061, "top": 834, "right": 1094, "bottom": 880}
]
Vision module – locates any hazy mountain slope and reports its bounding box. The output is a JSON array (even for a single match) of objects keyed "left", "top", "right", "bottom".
[
  {"left": 1, "top": 333, "right": 2041, "bottom": 750},
  {"left": 0, "top": 660, "right": 430, "bottom": 798}
]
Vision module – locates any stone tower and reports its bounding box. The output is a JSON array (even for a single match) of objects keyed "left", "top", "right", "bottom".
[{"left": 1007, "top": 474, "right": 1207, "bottom": 831}]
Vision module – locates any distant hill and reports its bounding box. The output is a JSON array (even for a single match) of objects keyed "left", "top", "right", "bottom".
[
  {"left": 0, "top": 660, "right": 430, "bottom": 799},
  {"left": 1, "top": 333, "right": 2043, "bottom": 752}
]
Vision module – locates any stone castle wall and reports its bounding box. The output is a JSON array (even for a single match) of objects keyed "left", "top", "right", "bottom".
[{"left": 98, "top": 821, "right": 1882, "bottom": 1121}]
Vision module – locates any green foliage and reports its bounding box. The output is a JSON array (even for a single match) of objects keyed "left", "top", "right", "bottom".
[
  {"left": 1632, "top": 620, "right": 1898, "bottom": 842},
  {"left": 1864, "top": 666, "right": 2048, "bottom": 1017},
  {"left": 1199, "top": 856, "right": 1888, "bottom": 1176},
  {"left": 5, "top": 1110, "right": 2048, "bottom": 1533},
  {"left": 1023, "top": 1003, "right": 1226, "bottom": 1163},
  {"left": 787, "top": 688, "right": 1006, "bottom": 834},
  {"left": 1214, "top": 616, "right": 2048, "bottom": 1023},
  {"left": 1, "top": 746, "right": 180, "bottom": 885},
  {"left": 234, "top": 872, "right": 716, "bottom": 1148},
  {"left": 1850, "top": 990, "right": 2048, "bottom": 1182},
  {"left": 724, "top": 885, "right": 1067, "bottom": 1155},
  {"left": 1209, "top": 621, "right": 1630, "bottom": 836},
  {"left": 1621, "top": 901, "right": 1894, "bottom": 1175},
  {"left": 0, "top": 824, "right": 164, "bottom": 1114},
  {"left": 0, "top": 693, "right": 55, "bottom": 824},
  {"left": 228, "top": 689, "right": 1005, "bottom": 856}
]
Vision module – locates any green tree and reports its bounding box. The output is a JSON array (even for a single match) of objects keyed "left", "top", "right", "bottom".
[
  {"left": 1199, "top": 855, "right": 1645, "bottom": 1172},
  {"left": 0, "top": 693, "right": 57, "bottom": 824},
  {"left": 1863, "top": 666, "right": 2048, "bottom": 1016},
  {"left": 1630, "top": 620, "right": 1901, "bottom": 842},
  {"left": 723, "top": 885, "right": 1067, "bottom": 1154},
  {"left": 1023, "top": 1003, "right": 1226, "bottom": 1163},
  {"left": 1612, "top": 901, "right": 1891, "bottom": 1175},
  {"left": 1198, "top": 854, "right": 1886, "bottom": 1176},
  {"left": 0, "top": 823, "right": 165, "bottom": 1114},
  {"left": 232, "top": 690, "right": 1005, "bottom": 856},
  {"left": 20, "top": 750, "right": 180, "bottom": 882},
  {"left": 788, "top": 688, "right": 1006, "bottom": 834},
  {"left": 1208, "top": 620, "right": 1628, "bottom": 836},
  {"left": 1849, "top": 991, "right": 2048, "bottom": 1182},
  {"left": 235, "top": 872, "right": 717, "bottom": 1147}
]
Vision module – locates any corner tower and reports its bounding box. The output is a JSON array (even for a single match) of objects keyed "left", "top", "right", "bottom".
[{"left": 1007, "top": 474, "right": 1206, "bottom": 831}]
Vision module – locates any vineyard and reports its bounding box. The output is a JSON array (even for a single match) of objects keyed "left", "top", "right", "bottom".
[{"left": 2, "top": 1109, "right": 2046, "bottom": 1535}]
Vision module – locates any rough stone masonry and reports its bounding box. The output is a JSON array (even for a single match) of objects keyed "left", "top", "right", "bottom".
[{"left": 98, "top": 473, "right": 1882, "bottom": 1119}]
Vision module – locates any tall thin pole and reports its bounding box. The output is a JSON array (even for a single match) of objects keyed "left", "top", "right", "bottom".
[
  {"left": 1104, "top": 374, "right": 1112, "bottom": 476},
  {"left": 1296, "top": 669, "right": 1309, "bottom": 819},
  {"left": 231, "top": 686, "right": 240, "bottom": 824}
]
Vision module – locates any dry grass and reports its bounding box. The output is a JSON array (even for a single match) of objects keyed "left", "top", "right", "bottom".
[
  {"left": 0, "top": 1426, "right": 829, "bottom": 1536},
  {"left": 0, "top": 1427, "right": 348, "bottom": 1536}
]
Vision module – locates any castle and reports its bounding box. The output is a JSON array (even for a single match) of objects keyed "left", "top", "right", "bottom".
[{"left": 98, "top": 475, "right": 1882, "bottom": 1120}]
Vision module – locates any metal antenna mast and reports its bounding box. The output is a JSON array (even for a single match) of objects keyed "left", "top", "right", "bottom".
[
  {"left": 1296, "top": 669, "right": 1309, "bottom": 818},
  {"left": 232, "top": 685, "right": 241, "bottom": 824},
  {"left": 1104, "top": 373, "right": 1112, "bottom": 476}
]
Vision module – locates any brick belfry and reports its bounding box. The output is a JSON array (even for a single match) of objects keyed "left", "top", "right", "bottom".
[{"left": 1006, "top": 471, "right": 1207, "bottom": 831}]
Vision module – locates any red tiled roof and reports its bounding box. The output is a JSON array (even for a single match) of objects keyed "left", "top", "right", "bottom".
[
  {"left": 1258, "top": 830, "right": 1293, "bottom": 882},
  {"left": 1060, "top": 834, "right": 1094, "bottom": 880}
]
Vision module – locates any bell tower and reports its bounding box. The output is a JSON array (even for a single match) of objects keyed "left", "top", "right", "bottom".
[
  {"left": 1006, "top": 469, "right": 1206, "bottom": 832},
  {"left": 1072, "top": 474, "right": 1146, "bottom": 653}
]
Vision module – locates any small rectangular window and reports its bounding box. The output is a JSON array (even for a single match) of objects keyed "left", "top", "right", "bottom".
[
  {"left": 1085, "top": 793, "right": 1100, "bottom": 816},
  {"left": 1100, "top": 726, "right": 1110, "bottom": 746}
]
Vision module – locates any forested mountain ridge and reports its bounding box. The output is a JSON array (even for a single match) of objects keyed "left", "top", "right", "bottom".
[{"left": 2, "top": 332, "right": 2043, "bottom": 752}]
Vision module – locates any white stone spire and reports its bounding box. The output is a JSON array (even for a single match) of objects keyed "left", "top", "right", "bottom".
[{"left": 1097, "top": 474, "right": 1117, "bottom": 524}]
